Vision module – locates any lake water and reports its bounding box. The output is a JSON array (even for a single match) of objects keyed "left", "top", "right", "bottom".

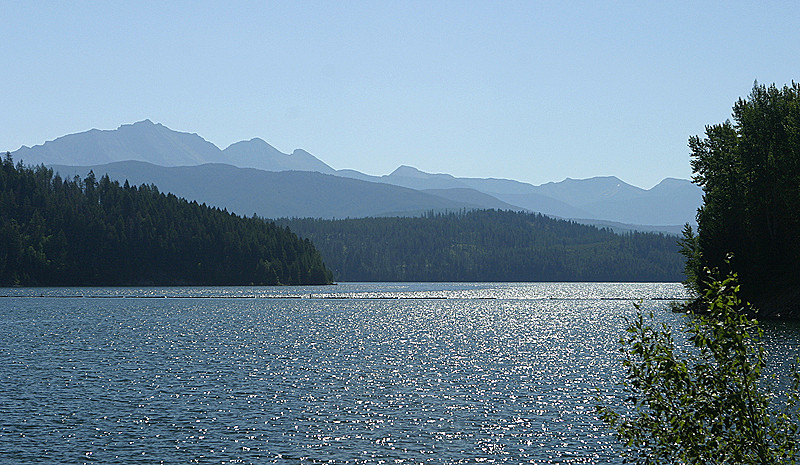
[{"left": 0, "top": 282, "right": 795, "bottom": 463}]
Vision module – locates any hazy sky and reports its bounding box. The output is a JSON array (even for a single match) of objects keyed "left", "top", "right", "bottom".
[{"left": 3, "top": 1, "right": 799, "bottom": 188}]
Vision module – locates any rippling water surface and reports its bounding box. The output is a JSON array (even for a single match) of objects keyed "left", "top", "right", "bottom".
[{"left": 0, "top": 282, "right": 712, "bottom": 463}]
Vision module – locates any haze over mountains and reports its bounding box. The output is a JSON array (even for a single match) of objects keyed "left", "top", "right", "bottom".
[{"left": 9, "top": 120, "right": 702, "bottom": 233}]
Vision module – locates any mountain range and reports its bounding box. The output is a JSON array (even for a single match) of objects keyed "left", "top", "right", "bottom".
[
  {"left": 9, "top": 120, "right": 702, "bottom": 233},
  {"left": 12, "top": 120, "right": 337, "bottom": 173}
]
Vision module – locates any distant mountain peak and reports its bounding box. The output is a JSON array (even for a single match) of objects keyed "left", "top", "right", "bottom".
[
  {"left": 11, "top": 119, "right": 220, "bottom": 167},
  {"left": 222, "top": 140, "right": 334, "bottom": 174},
  {"left": 389, "top": 165, "right": 454, "bottom": 179},
  {"left": 120, "top": 119, "right": 161, "bottom": 131},
  {"left": 556, "top": 175, "right": 623, "bottom": 184},
  {"left": 390, "top": 165, "right": 425, "bottom": 177},
  {"left": 654, "top": 177, "right": 692, "bottom": 187},
  {"left": 224, "top": 137, "right": 278, "bottom": 152}
]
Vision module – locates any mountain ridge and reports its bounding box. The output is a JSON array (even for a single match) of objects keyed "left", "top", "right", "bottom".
[{"left": 9, "top": 120, "right": 702, "bottom": 229}]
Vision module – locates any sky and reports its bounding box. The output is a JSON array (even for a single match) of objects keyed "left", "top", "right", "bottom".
[{"left": 3, "top": 1, "right": 799, "bottom": 189}]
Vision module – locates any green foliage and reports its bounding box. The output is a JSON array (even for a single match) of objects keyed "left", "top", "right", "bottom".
[
  {"left": 599, "top": 266, "right": 800, "bottom": 464},
  {"left": 279, "top": 210, "right": 684, "bottom": 282},
  {"left": 0, "top": 155, "right": 333, "bottom": 286},
  {"left": 689, "top": 81, "right": 800, "bottom": 307}
]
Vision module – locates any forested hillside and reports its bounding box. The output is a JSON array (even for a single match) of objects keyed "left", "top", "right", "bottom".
[
  {"left": 0, "top": 155, "right": 333, "bottom": 286},
  {"left": 279, "top": 210, "right": 684, "bottom": 282}
]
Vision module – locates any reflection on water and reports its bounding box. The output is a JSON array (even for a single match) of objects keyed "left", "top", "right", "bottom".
[
  {"left": 0, "top": 281, "right": 688, "bottom": 301},
  {"left": 0, "top": 282, "right": 754, "bottom": 463}
]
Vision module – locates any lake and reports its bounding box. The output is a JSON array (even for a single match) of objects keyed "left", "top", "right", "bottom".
[{"left": 0, "top": 282, "right": 794, "bottom": 463}]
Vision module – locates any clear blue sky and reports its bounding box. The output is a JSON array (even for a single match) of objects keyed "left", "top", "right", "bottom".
[{"left": 3, "top": 1, "right": 799, "bottom": 188}]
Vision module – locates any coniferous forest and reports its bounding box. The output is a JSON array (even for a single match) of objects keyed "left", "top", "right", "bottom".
[
  {"left": 279, "top": 210, "right": 684, "bottom": 282},
  {"left": 0, "top": 155, "right": 333, "bottom": 286}
]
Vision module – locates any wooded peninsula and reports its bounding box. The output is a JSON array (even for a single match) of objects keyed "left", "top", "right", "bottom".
[{"left": 0, "top": 156, "right": 333, "bottom": 286}]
